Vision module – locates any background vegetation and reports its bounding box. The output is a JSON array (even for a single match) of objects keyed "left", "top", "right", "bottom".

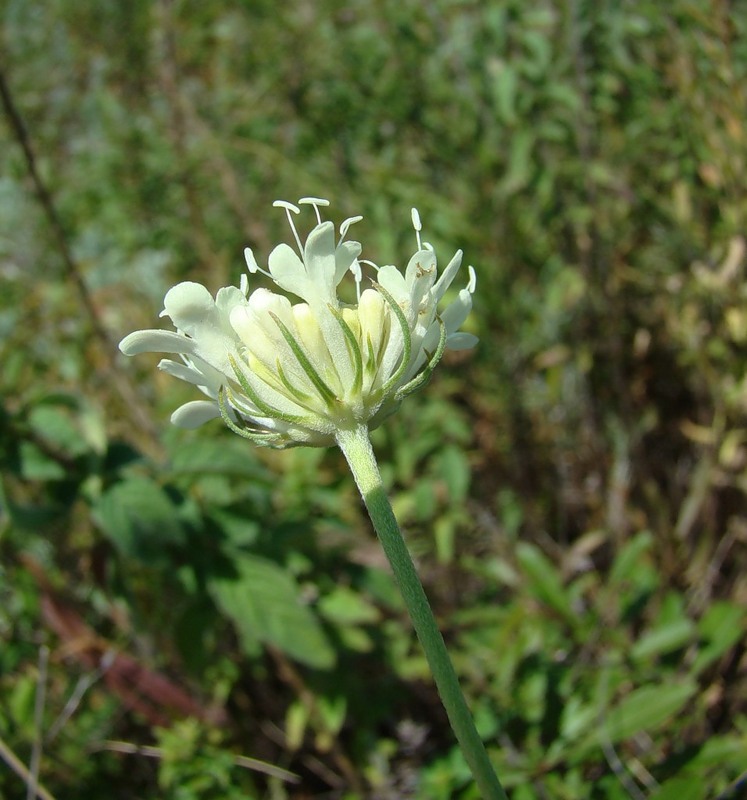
[{"left": 1, "top": 1, "right": 745, "bottom": 798}]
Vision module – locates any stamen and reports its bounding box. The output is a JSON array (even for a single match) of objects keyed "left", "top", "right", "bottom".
[
  {"left": 272, "top": 200, "right": 301, "bottom": 214},
  {"left": 244, "top": 247, "right": 272, "bottom": 280},
  {"left": 422, "top": 241, "right": 435, "bottom": 252},
  {"left": 339, "top": 215, "right": 363, "bottom": 242},
  {"left": 359, "top": 258, "right": 380, "bottom": 273},
  {"left": 467, "top": 265, "right": 477, "bottom": 293},
  {"left": 411, "top": 207, "right": 423, "bottom": 251},
  {"left": 350, "top": 259, "right": 362, "bottom": 302},
  {"left": 273, "top": 200, "right": 304, "bottom": 255},
  {"left": 299, "top": 197, "right": 330, "bottom": 226}
]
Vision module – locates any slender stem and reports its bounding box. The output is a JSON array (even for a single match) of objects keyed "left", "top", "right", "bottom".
[{"left": 335, "top": 424, "right": 508, "bottom": 800}]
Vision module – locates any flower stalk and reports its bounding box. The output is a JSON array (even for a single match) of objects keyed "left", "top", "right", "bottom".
[
  {"left": 335, "top": 424, "right": 508, "bottom": 800},
  {"left": 118, "top": 198, "right": 501, "bottom": 794}
]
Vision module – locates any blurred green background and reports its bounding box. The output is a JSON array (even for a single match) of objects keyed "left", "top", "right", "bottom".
[{"left": 1, "top": 1, "right": 746, "bottom": 798}]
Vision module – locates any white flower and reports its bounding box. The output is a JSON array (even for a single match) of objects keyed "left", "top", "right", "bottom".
[{"left": 119, "top": 198, "right": 477, "bottom": 447}]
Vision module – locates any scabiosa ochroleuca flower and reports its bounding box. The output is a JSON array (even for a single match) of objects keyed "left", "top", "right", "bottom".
[{"left": 118, "top": 198, "right": 477, "bottom": 447}]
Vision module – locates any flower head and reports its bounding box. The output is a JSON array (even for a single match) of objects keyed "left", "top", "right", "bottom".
[{"left": 119, "top": 199, "right": 477, "bottom": 447}]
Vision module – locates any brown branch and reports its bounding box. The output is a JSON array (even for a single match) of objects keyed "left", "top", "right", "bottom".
[
  {"left": 0, "top": 736, "right": 58, "bottom": 800},
  {"left": 0, "top": 65, "right": 161, "bottom": 448},
  {"left": 267, "top": 646, "right": 364, "bottom": 794}
]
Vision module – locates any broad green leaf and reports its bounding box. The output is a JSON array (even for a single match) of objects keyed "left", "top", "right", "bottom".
[
  {"left": 609, "top": 530, "right": 653, "bottom": 585},
  {"left": 516, "top": 542, "right": 574, "bottom": 622},
  {"left": 691, "top": 601, "right": 746, "bottom": 675},
  {"left": 317, "top": 585, "right": 381, "bottom": 625},
  {"left": 434, "top": 516, "right": 456, "bottom": 564},
  {"left": 169, "top": 439, "right": 271, "bottom": 483},
  {"left": 19, "top": 441, "right": 67, "bottom": 481},
  {"left": 630, "top": 617, "right": 694, "bottom": 661},
  {"left": 436, "top": 445, "right": 471, "bottom": 504},
  {"left": 208, "top": 554, "right": 335, "bottom": 669},
  {"left": 492, "top": 63, "right": 518, "bottom": 124},
  {"left": 649, "top": 776, "right": 706, "bottom": 800},
  {"left": 27, "top": 404, "right": 89, "bottom": 457},
  {"left": 584, "top": 680, "right": 698, "bottom": 748},
  {"left": 93, "top": 477, "right": 186, "bottom": 562}
]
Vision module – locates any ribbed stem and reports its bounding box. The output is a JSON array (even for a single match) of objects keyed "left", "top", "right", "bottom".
[{"left": 335, "top": 424, "right": 508, "bottom": 800}]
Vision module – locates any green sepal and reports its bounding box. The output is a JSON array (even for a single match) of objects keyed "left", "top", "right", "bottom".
[
  {"left": 275, "top": 358, "right": 318, "bottom": 407},
  {"left": 228, "top": 354, "right": 307, "bottom": 425},
  {"left": 373, "top": 282, "right": 412, "bottom": 398},
  {"left": 327, "top": 304, "right": 363, "bottom": 397},
  {"left": 268, "top": 312, "right": 338, "bottom": 406},
  {"left": 395, "top": 316, "right": 447, "bottom": 401},
  {"left": 218, "top": 386, "right": 285, "bottom": 446}
]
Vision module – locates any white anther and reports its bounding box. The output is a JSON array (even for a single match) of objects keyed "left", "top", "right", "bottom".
[
  {"left": 273, "top": 201, "right": 304, "bottom": 255},
  {"left": 339, "top": 215, "right": 363, "bottom": 241},
  {"left": 272, "top": 200, "right": 301, "bottom": 214},
  {"left": 467, "top": 265, "right": 477, "bottom": 293},
  {"left": 244, "top": 247, "right": 272, "bottom": 279},
  {"left": 298, "top": 197, "right": 330, "bottom": 206},
  {"left": 411, "top": 207, "right": 423, "bottom": 250},
  {"left": 350, "top": 260, "right": 362, "bottom": 302},
  {"left": 299, "top": 197, "right": 330, "bottom": 225}
]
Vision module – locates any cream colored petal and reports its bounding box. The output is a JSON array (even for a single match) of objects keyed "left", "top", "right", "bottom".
[
  {"left": 404, "top": 249, "right": 437, "bottom": 309},
  {"left": 447, "top": 332, "right": 478, "bottom": 350},
  {"left": 303, "top": 221, "right": 337, "bottom": 302},
  {"left": 268, "top": 242, "right": 310, "bottom": 300},
  {"left": 163, "top": 282, "right": 217, "bottom": 337},
  {"left": 431, "top": 249, "right": 463, "bottom": 303},
  {"left": 335, "top": 240, "right": 362, "bottom": 285},
  {"left": 119, "top": 329, "right": 197, "bottom": 357},
  {"left": 171, "top": 401, "right": 221, "bottom": 428},
  {"left": 440, "top": 287, "right": 473, "bottom": 334}
]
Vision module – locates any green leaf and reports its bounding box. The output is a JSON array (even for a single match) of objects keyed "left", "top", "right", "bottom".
[
  {"left": 516, "top": 542, "right": 574, "bottom": 622},
  {"left": 93, "top": 477, "right": 186, "bottom": 562},
  {"left": 630, "top": 617, "right": 695, "bottom": 661},
  {"left": 649, "top": 776, "right": 706, "bottom": 800},
  {"left": 19, "top": 442, "right": 67, "bottom": 481},
  {"left": 317, "top": 585, "right": 381, "bottom": 625},
  {"left": 609, "top": 530, "right": 653, "bottom": 585},
  {"left": 691, "top": 601, "right": 746, "bottom": 675},
  {"left": 436, "top": 445, "right": 471, "bottom": 504},
  {"left": 208, "top": 554, "right": 335, "bottom": 669},
  {"left": 168, "top": 439, "right": 271, "bottom": 483},
  {"left": 584, "top": 680, "right": 698, "bottom": 748}
]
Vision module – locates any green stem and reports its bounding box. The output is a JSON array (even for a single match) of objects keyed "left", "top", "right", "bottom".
[{"left": 336, "top": 424, "right": 508, "bottom": 800}]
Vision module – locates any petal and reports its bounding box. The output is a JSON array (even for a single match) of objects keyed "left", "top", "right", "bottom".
[
  {"left": 268, "top": 242, "right": 309, "bottom": 300},
  {"left": 440, "top": 288, "right": 473, "bottom": 334},
  {"left": 293, "top": 303, "right": 332, "bottom": 367},
  {"left": 303, "top": 221, "right": 337, "bottom": 302},
  {"left": 405, "top": 249, "right": 438, "bottom": 309},
  {"left": 119, "top": 329, "right": 197, "bottom": 356},
  {"left": 447, "top": 332, "right": 478, "bottom": 350},
  {"left": 157, "top": 358, "right": 207, "bottom": 385},
  {"left": 215, "top": 285, "right": 248, "bottom": 321},
  {"left": 376, "top": 265, "right": 408, "bottom": 303},
  {"left": 357, "top": 289, "right": 388, "bottom": 359},
  {"left": 163, "top": 282, "right": 217, "bottom": 338},
  {"left": 170, "top": 401, "right": 221, "bottom": 428},
  {"left": 431, "top": 249, "right": 463, "bottom": 303},
  {"left": 163, "top": 282, "right": 243, "bottom": 374},
  {"left": 334, "top": 239, "right": 362, "bottom": 285}
]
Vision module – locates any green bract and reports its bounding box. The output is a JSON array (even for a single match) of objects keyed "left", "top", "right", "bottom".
[{"left": 119, "top": 198, "right": 477, "bottom": 447}]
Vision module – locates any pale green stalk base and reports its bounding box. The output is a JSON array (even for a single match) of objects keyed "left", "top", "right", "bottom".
[{"left": 336, "top": 424, "right": 508, "bottom": 800}]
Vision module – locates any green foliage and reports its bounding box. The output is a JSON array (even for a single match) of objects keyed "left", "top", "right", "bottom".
[{"left": 1, "top": 0, "right": 745, "bottom": 797}]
